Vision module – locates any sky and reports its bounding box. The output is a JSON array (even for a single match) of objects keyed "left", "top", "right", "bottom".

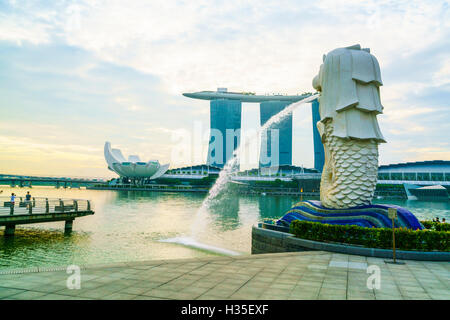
[{"left": 0, "top": 0, "right": 449, "bottom": 178}]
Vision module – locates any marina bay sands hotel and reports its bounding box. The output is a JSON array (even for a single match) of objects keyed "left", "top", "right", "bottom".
[{"left": 183, "top": 88, "right": 325, "bottom": 172}]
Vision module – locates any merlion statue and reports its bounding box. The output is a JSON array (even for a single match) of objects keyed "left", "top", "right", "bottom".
[
  {"left": 312, "top": 44, "right": 386, "bottom": 209},
  {"left": 277, "top": 45, "right": 423, "bottom": 230}
]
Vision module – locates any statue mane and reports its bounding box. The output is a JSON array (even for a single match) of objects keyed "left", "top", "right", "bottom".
[{"left": 313, "top": 44, "right": 386, "bottom": 143}]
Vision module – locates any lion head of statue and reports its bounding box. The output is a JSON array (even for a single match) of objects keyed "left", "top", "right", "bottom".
[{"left": 312, "top": 44, "right": 386, "bottom": 143}]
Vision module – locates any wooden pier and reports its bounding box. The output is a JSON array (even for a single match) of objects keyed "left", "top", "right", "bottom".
[{"left": 0, "top": 197, "right": 94, "bottom": 236}]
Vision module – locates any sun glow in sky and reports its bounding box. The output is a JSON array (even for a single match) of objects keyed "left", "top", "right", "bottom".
[{"left": 0, "top": 0, "right": 449, "bottom": 178}]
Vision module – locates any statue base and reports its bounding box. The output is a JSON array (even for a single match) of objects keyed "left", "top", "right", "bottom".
[{"left": 277, "top": 200, "right": 423, "bottom": 230}]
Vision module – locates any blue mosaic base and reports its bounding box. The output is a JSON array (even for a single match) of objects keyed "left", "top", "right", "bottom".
[{"left": 277, "top": 200, "right": 423, "bottom": 230}]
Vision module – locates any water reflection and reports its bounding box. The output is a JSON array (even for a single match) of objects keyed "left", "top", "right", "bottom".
[
  {"left": 259, "top": 196, "right": 299, "bottom": 219},
  {"left": 207, "top": 195, "right": 240, "bottom": 231},
  {"left": 0, "top": 186, "right": 448, "bottom": 270},
  {"left": 373, "top": 198, "right": 450, "bottom": 220},
  {"left": 0, "top": 227, "right": 91, "bottom": 269}
]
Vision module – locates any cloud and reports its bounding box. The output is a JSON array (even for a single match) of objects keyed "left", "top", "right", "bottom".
[
  {"left": 0, "top": 0, "right": 449, "bottom": 176},
  {"left": 0, "top": 13, "right": 51, "bottom": 45},
  {"left": 433, "top": 58, "right": 450, "bottom": 86},
  {"left": 2, "top": 0, "right": 448, "bottom": 94}
]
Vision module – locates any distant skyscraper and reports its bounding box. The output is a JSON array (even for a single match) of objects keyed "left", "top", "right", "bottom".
[
  {"left": 259, "top": 101, "right": 292, "bottom": 168},
  {"left": 183, "top": 89, "right": 323, "bottom": 171},
  {"left": 311, "top": 99, "right": 325, "bottom": 172},
  {"left": 207, "top": 99, "right": 242, "bottom": 168}
]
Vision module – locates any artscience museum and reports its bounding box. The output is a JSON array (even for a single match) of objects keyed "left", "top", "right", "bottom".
[{"left": 104, "top": 142, "right": 169, "bottom": 180}]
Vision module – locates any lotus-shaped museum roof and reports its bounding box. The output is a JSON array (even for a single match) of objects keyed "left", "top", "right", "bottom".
[{"left": 104, "top": 142, "right": 169, "bottom": 179}]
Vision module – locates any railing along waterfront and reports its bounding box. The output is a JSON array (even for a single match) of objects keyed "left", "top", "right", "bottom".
[
  {"left": 0, "top": 196, "right": 94, "bottom": 236},
  {"left": 0, "top": 196, "right": 92, "bottom": 216}
]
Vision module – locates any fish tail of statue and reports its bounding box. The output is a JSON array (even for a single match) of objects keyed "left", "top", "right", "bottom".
[{"left": 320, "top": 120, "right": 379, "bottom": 209}]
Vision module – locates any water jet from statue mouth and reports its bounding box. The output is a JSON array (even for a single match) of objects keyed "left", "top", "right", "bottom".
[{"left": 189, "top": 93, "right": 320, "bottom": 239}]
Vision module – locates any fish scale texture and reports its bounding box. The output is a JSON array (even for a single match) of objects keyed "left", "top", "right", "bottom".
[{"left": 320, "top": 120, "right": 379, "bottom": 209}]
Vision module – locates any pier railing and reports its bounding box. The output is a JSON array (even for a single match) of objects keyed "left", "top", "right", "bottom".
[{"left": 0, "top": 196, "right": 92, "bottom": 216}]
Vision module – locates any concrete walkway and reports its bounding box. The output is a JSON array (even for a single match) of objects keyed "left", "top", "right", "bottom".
[{"left": 0, "top": 251, "right": 449, "bottom": 300}]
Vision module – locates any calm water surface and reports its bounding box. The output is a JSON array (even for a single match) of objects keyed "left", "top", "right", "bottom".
[{"left": 0, "top": 186, "right": 449, "bottom": 270}]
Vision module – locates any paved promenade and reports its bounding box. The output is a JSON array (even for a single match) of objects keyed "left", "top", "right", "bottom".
[{"left": 0, "top": 251, "right": 449, "bottom": 300}]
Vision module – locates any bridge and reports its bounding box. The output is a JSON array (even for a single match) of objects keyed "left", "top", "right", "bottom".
[
  {"left": 0, "top": 174, "right": 106, "bottom": 188},
  {"left": 0, "top": 196, "right": 94, "bottom": 236}
]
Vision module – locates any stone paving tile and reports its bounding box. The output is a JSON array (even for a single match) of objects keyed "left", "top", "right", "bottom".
[
  {"left": 131, "top": 281, "right": 163, "bottom": 290},
  {"left": 77, "top": 280, "right": 106, "bottom": 290},
  {"left": 419, "top": 281, "right": 448, "bottom": 290},
  {"left": 375, "top": 293, "right": 404, "bottom": 300},
  {"left": 260, "top": 288, "right": 290, "bottom": 297},
  {"left": 116, "top": 285, "right": 152, "bottom": 295},
  {"left": 53, "top": 287, "right": 88, "bottom": 297},
  {"left": 201, "top": 288, "right": 234, "bottom": 298},
  {"left": 6, "top": 290, "right": 47, "bottom": 300},
  {"left": 75, "top": 285, "right": 125, "bottom": 299},
  {"left": 0, "top": 287, "right": 25, "bottom": 299},
  {"left": 319, "top": 288, "right": 346, "bottom": 296},
  {"left": 0, "top": 280, "right": 38, "bottom": 291},
  {"left": 288, "top": 290, "right": 319, "bottom": 300},
  {"left": 291, "top": 286, "right": 321, "bottom": 296},
  {"left": 1, "top": 251, "right": 449, "bottom": 300},
  {"left": 347, "top": 294, "right": 375, "bottom": 300},
  {"left": 318, "top": 293, "right": 346, "bottom": 300},
  {"left": 141, "top": 288, "right": 178, "bottom": 299},
  {"left": 133, "top": 295, "right": 167, "bottom": 300},
  {"left": 251, "top": 278, "right": 276, "bottom": 286},
  {"left": 180, "top": 286, "right": 211, "bottom": 298},
  {"left": 102, "top": 292, "right": 139, "bottom": 300},
  {"left": 322, "top": 281, "right": 347, "bottom": 290},
  {"left": 35, "top": 293, "right": 73, "bottom": 300},
  {"left": 259, "top": 293, "right": 289, "bottom": 300},
  {"left": 28, "top": 283, "right": 67, "bottom": 294},
  {"left": 378, "top": 286, "right": 401, "bottom": 296},
  {"left": 296, "top": 280, "right": 323, "bottom": 290},
  {"left": 401, "top": 292, "right": 432, "bottom": 300},
  {"left": 269, "top": 282, "right": 296, "bottom": 291},
  {"left": 66, "top": 296, "right": 94, "bottom": 300},
  {"left": 229, "top": 292, "right": 261, "bottom": 300},
  {"left": 196, "top": 293, "right": 228, "bottom": 300},
  {"left": 426, "top": 288, "right": 450, "bottom": 299}
]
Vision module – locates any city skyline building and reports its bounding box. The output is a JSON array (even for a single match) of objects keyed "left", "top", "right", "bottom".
[
  {"left": 259, "top": 101, "right": 292, "bottom": 168},
  {"left": 183, "top": 89, "right": 325, "bottom": 171},
  {"left": 311, "top": 99, "right": 325, "bottom": 171},
  {"left": 207, "top": 99, "right": 242, "bottom": 168}
]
